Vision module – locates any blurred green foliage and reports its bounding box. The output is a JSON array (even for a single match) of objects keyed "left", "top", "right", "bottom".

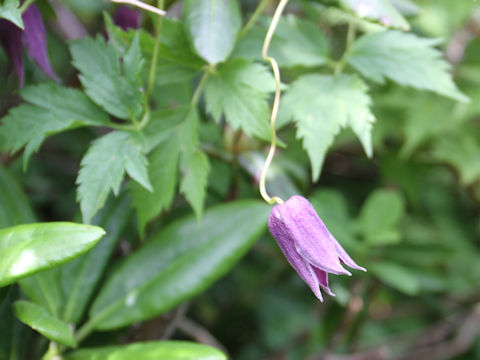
[{"left": 0, "top": 0, "right": 479, "bottom": 359}]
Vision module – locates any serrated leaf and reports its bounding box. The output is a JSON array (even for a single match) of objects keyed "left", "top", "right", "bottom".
[
  {"left": 88, "top": 200, "right": 269, "bottom": 330},
  {"left": 76, "top": 131, "right": 152, "bottom": 223},
  {"left": 183, "top": 0, "right": 241, "bottom": 64},
  {"left": 205, "top": 58, "right": 274, "bottom": 139},
  {"left": 0, "top": 164, "right": 35, "bottom": 228},
  {"left": 61, "top": 194, "right": 131, "bottom": 324},
  {"left": 66, "top": 341, "right": 227, "bottom": 360},
  {"left": 0, "top": 222, "right": 105, "bottom": 287},
  {"left": 130, "top": 137, "right": 180, "bottom": 235},
  {"left": 340, "top": 0, "right": 410, "bottom": 30},
  {"left": 281, "top": 74, "right": 375, "bottom": 180},
  {"left": 70, "top": 35, "right": 145, "bottom": 119},
  {"left": 348, "top": 31, "right": 469, "bottom": 102},
  {"left": 356, "top": 189, "right": 405, "bottom": 245},
  {"left": 0, "top": 0, "right": 23, "bottom": 29},
  {"left": 13, "top": 301, "right": 76, "bottom": 347},
  {"left": 180, "top": 149, "right": 210, "bottom": 219},
  {"left": 0, "top": 83, "right": 109, "bottom": 168},
  {"left": 234, "top": 15, "right": 329, "bottom": 68}
]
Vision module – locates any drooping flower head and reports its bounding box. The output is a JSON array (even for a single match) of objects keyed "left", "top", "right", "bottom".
[
  {"left": 268, "top": 196, "right": 366, "bottom": 301},
  {"left": 0, "top": 4, "right": 57, "bottom": 87},
  {"left": 113, "top": 5, "right": 141, "bottom": 31}
]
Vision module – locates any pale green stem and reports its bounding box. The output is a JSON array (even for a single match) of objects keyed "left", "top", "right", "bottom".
[
  {"left": 335, "top": 20, "right": 356, "bottom": 74},
  {"left": 110, "top": 0, "right": 166, "bottom": 16},
  {"left": 191, "top": 66, "right": 213, "bottom": 106},
  {"left": 238, "top": 0, "right": 270, "bottom": 39},
  {"left": 19, "top": 0, "right": 35, "bottom": 13},
  {"left": 259, "top": 0, "right": 289, "bottom": 206},
  {"left": 147, "top": 0, "right": 165, "bottom": 97}
]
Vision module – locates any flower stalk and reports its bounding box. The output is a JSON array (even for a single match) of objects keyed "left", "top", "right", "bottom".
[{"left": 259, "top": 0, "right": 289, "bottom": 206}]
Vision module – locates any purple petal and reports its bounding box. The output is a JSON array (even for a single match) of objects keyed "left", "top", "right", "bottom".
[
  {"left": 0, "top": 20, "right": 24, "bottom": 86},
  {"left": 313, "top": 267, "right": 335, "bottom": 296},
  {"left": 269, "top": 208, "right": 324, "bottom": 301},
  {"left": 329, "top": 233, "right": 367, "bottom": 272},
  {"left": 22, "top": 4, "right": 58, "bottom": 81},
  {"left": 279, "top": 196, "right": 350, "bottom": 275},
  {"left": 113, "top": 6, "right": 141, "bottom": 31}
]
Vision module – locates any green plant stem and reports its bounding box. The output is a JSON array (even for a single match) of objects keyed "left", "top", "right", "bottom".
[
  {"left": 19, "top": 0, "right": 35, "bottom": 13},
  {"left": 238, "top": 0, "right": 270, "bottom": 39},
  {"left": 146, "top": 0, "right": 165, "bottom": 98},
  {"left": 335, "top": 20, "right": 356, "bottom": 74},
  {"left": 258, "top": 0, "right": 289, "bottom": 206},
  {"left": 191, "top": 67, "right": 213, "bottom": 106}
]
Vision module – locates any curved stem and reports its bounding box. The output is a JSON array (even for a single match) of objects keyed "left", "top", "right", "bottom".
[
  {"left": 110, "top": 0, "right": 166, "bottom": 16},
  {"left": 259, "top": 0, "right": 289, "bottom": 206}
]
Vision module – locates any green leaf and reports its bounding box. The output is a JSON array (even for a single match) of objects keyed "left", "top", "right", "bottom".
[
  {"left": 104, "top": 14, "right": 204, "bottom": 86},
  {"left": 19, "top": 269, "right": 64, "bottom": 318},
  {"left": 205, "top": 58, "right": 274, "bottom": 140},
  {"left": 61, "top": 194, "right": 131, "bottom": 324},
  {"left": 183, "top": 0, "right": 241, "bottom": 64},
  {"left": 66, "top": 341, "right": 227, "bottom": 360},
  {"left": 0, "top": 164, "right": 35, "bottom": 229},
  {"left": 13, "top": 301, "right": 76, "bottom": 347},
  {"left": 310, "top": 189, "right": 357, "bottom": 248},
  {"left": 180, "top": 148, "right": 210, "bottom": 219},
  {"left": 0, "top": 0, "right": 23, "bottom": 29},
  {"left": 0, "top": 83, "right": 109, "bottom": 168},
  {"left": 348, "top": 31, "right": 469, "bottom": 102},
  {"left": 369, "top": 262, "right": 420, "bottom": 295},
  {"left": 281, "top": 74, "right": 375, "bottom": 180},
  {"left": 340, "top": 0, "right": 410, "bottom": 30},
  {"left": 70, "top": 35, "right": 145, "bottom": 119},
  {"left": 0, "top": 222, "right": 105, "bottom": 287},
  {"left": 76, "top": 131, "right": 152, "bottom": 223},
  {"left": 89, "top": 200, "right": 269, "bottom": 330},
  {"left": 234, "top": 15, "right": 329, "bottom": 68},
  {"left": 356, "top": 189, "right": 405, "bottom": 245},
  {"left": 431, "top": 129, "right": 480, "bottom": 185},
  {"left": 130, "top": 137, "right": 180, "bottom": 235}
]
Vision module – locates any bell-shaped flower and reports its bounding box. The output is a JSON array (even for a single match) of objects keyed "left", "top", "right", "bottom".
[
  {"left": 268, "top": 195, "right": 366, "bottom": 301},
  {"left": 0, "top": 4, "right": 57, "bottom": 87},
  {"left": 113, "top": 6, "right": 141, "bottom": 31}
]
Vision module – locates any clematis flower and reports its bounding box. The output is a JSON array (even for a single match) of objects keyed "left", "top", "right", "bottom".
[
  {"left": 113, "top": 6, "right": 141, "bottom": 31},
  {"left": 268, "top": 196, "right": 366, "bottom": 301},
  {"left": 0, "top": 4, "right": 57, "bottom": 87}
]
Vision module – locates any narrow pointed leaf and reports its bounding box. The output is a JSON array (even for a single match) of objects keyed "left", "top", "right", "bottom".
[
  {"left": 0, "top": 222, "right": 105, "bottom": 287},
  {"left": 13, "top": 301, "right": 76, "bottom": 347},
  {"left": 66, "top": 341, "right": 226, "bottom": 360},
  {"left": 89, "top": 200, "right": 269, "bottom": 330}
]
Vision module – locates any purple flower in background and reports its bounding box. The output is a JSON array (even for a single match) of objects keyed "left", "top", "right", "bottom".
[
  {"left": 0, "top": 4, "right": 57, "bottom": 87},
  {"left": 113, "top": 6, "right": 141, "bottom": 31},
  {"left": 268, "top": 196, "right": 366, "bottom": 301}
]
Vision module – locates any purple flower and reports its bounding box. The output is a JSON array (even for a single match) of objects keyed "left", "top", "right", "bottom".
[
  {"left": 268, "top": 196, "right": 366, "bottom": 301},
  {"left": 0, "top": 4, "right": 57, "bottom": 87},
  {"left": 113, "top": 6, "right": 141, "bottom": 31}
]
